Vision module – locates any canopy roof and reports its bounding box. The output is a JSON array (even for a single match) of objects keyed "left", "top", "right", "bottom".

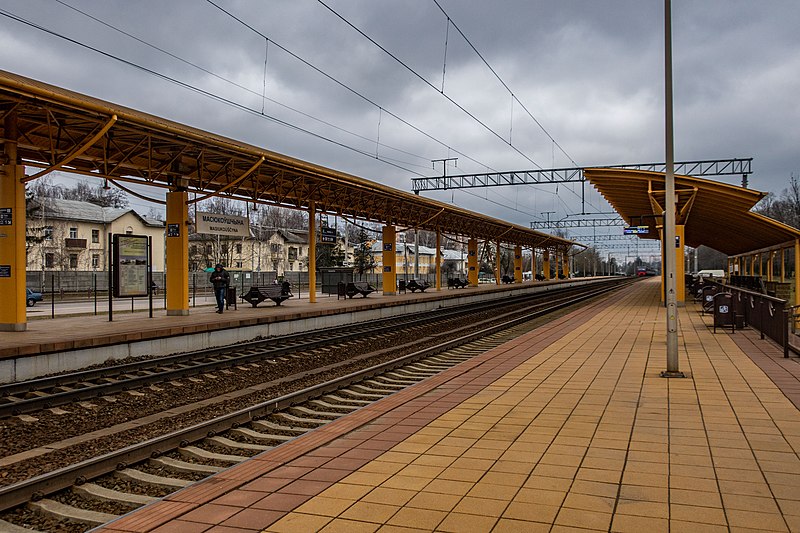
[
  {"left": 0, "top": 70, "right": 573, "bottom": 251},
  {"left": 585, "top": 168, "right": 800, "bottom": 256}
]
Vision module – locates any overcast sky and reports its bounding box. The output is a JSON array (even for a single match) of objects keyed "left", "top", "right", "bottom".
[{"left": 1, "top": 0, "right": 798, "bottom": 256}]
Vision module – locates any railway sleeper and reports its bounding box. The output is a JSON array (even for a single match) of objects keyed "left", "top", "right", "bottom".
[
  {"left": 308, "top": 399, "right": 360, "bottom": 411},
  {"left": 114, "top": 469, "right": 191, "bottom": 490},
  {"left": 179, "top": 446, "right": 246, "bottom": 464},
  {"left": 361, "top": 380, "right": 405, "bottom": 390},
  {"left": 273, "top": 412, "right": 327, "bottom": 426},
  {"left": 290, "top": 406, "right": 343, "bottom": 419},
  {"left": 28, "top": 498, "right": 118, "bottom": 528},
  {"left": 231, "top": 427, "right": 295, "bottom": 443},
  {"left": 371, "top": 376, "right": 416, "bottom": 386},
  {"left": 206, "top": 435, "right": 274, "bottom": 452},
  {"left": 150, "top": 456, "right": 225, "bottom": 475},
  {"left": 336, "top": 389, "right": 384, "bottom": 400},
  {"left": 251, "top": 419, "right": 307, "bottom": 435},
  {"left": 346, "top": 384, "right": 394, "bottom": 396},
  {"left": 321, "top": 393, "right": 371, "bottom": 406},
  {"left": 72, "top": 482, "right": 157, "bottom": 506}
]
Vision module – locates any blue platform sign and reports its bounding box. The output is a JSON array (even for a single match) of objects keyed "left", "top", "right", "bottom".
[{"left": 623, "top": 226, "right": 649, "bottom": 235}]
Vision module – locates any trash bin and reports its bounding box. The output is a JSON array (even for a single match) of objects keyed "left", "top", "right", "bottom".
[
  {"left": 226, "top": 286, "right": 237, "bottom": 310},
  {"left": 337, "top": 281, "right": 347, "bottom": 300},
  {"left": 713, "top": 292, "right": 734, "bottom": 333},
  {"left": 398, "top": 279, "right": 406, "bottom": 294},
  {"left": 701, "top": 285, "right": 718, "bottom": 314}
]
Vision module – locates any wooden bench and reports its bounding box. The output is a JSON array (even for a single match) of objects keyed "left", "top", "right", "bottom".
[
  {"left": 345, "top": 281, "right": 376, "bottom": 298},
  {"left": 406, "top": 279, "right": 430, "bottom": 293},
  {"left": 241, "top": 282, "right": 293, "bottom": 307},
  {"left": 447, "top": 278, "right": 468, "bottom": 289},
  {"left": 501, "top": 275, "right": 514, "bottom": 284}
]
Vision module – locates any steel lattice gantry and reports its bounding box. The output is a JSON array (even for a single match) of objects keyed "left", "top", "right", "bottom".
[{"left": 411, "top": 159, "right": 752, "bottom": 192}]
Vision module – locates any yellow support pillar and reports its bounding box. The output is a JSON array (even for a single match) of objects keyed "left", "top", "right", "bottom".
[
  {"left": 562, "top": 251, "right": 570, "bottom": 278},
  {"left": 495, "top": 241, "right": 501, "bottom": 285},
  {"left": 795, "top": 241, "right": 800, "bottom": 307},
  {"left": 467, "top": 238, "right": 478, "bottom": 286},
  {"left": 781, "top": 248, "right": 786, "bottom": 283},
  {"left": 513, "top": 245, "right": 522, "bottom": 283},
  {"left": 308, "top": 201, "right": 316, "bottom": 303},
  {"left": 546, "top": 250, "right": 552, "bottom": 278},
  {"left": 435, "top": 229, "right": 442, "bottom": 291},
  {"left": 165, "top": 190, "right": 189, "bottom": 316},
  {"left": 768, "top": 251, "right": 775, "bottom": 282},
  {"left": 0, "top": 112, "right": 27, "bottom": 331},
  {"left": 382, "top": 225, "right": 396, "bottom": 295},
  {"left": 543, "top": 250, "right": 551, "bottom": 280},
  {"left": 676, "top": 225, "right": 685, "bottom": 303}
]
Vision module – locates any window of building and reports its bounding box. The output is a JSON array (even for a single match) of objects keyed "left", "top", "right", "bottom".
[
  {"left": 235, "top": 261, "right": 242, "bottom": 269},
  {"left": 270, "top": 243, "right": 280, "bottom": 253},
  {"left": 92, "top": 254, "right": 100, "bottom": 269},
  {"left": 125, "top": 226, "right": 134, "bottom": 235},
  {"left": 91, "top": 229, "right": 99, "bottom": 243},
  {"left": 44, "top": 226, "right": 53, "bottom": 241},
  {"left": 288, "top": 247, "right": 298, "bottom": 261},
  {"left": 45, "top": 253, "right": 54, "bottom": 268},
  {"left": 69, "top": 227, "right": 78, "bottom": 239},
  {"left": 206, "top": 244, "right": 212, "bottom": 255},
  {"left": 69, "top": 254, "right": 78, "bottom": 269},
  {"left": 235, "top": 243, "right": 242, "bottom": 254}
]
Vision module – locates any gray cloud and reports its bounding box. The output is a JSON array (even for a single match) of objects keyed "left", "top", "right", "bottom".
[{"left": 1, "top": 0, "right": 797, "bottom": 248}]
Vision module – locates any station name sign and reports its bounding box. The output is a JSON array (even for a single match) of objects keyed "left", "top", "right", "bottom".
[
  {"left": 623, "top": 225, "right": 649, "bottom": 235},
  {"left": 196, "top": 212, "right": 249, "bottom": 237}
]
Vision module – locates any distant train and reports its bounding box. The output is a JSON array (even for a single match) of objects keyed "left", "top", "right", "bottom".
[{"left": 636, "top": 267, "right": 657, "bottom": 277}]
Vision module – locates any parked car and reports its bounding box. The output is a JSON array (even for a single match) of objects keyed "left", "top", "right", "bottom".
[{"left": 26, "top": 288, "right": 43, "bottom": 307}]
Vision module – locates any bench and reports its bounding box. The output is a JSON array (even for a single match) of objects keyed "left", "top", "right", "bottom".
[
  {"left": 501, "top": 275, "right": 514, "bottom": 284},
  {"left": 345, "top": 281, "right": 376, "bottom": 298},
  {"left": 534, "top": 274, "right": 545, "bottom": 281},
  {"left": 241, "top": 282, "right": 293, "bottom": 307},
  {"left": 447, "top": 278, "right": 468, "bottom": 289},
  {"left": 406, "top": 279, "right": 430, "bottom": 293}
]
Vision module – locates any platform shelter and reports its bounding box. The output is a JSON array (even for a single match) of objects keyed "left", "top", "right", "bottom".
[
  {"left": 586, "top": 168, "right": 800, "bottom": 305},
  {"left": 0, "top": 70, "right": 575, "bottom": 331}
]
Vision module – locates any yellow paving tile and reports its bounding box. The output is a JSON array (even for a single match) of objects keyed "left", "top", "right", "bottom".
[
  {"left": 385, "top": 507, "right": 447, "bottom": 530},
  {"left": 405, "top": 491, "right": 461, "bottom": 512},
  {"left": 319, "top": 518, "right": 380, "bottom": 533},
  {"left": 610, "top": 514, "right": 669, "bottom": 533},
  {"left": 266, "top": 512, "right": 333, "bottom": 532},
  {"left": 294, "top": 496, "right": 354, "bottom": 517},
  {"left": 360, "top": 487, "right": 417, "bottom": 506},
  {"left": 339, "top": 501, "right": 399, "bottom": 524}
]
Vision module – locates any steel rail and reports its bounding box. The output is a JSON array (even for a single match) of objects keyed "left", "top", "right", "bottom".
[
  {"left": 0, "top": 279, "right": 633, "bottom": 512},
  {"left": 0, "top": 280, "right": 616, "bottom": 417}
]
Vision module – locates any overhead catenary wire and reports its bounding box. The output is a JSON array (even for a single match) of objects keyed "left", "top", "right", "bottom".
[
  {"left": 314, "top": 0, "right": 546, "bottom": 171},
  {"left": 204, "top": 0, "right": 499, "bottom": 175},
  {"left": 429, "top": 0, "right": 579, "bottom": 167}
]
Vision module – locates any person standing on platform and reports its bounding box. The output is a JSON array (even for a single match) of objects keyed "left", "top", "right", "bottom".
[{"left": 210, "top": 263, "right": 229, "bottom": 314}]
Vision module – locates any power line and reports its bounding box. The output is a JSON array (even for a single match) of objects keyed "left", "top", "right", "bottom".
[
  {"left": 314, "top": 0, "right": 546, "bottom": 170},
  {"left": 204, "top": 0, "right": 500, "bottom": 175},
  {"left": 53, "top": 0, "right": 432, "bottom": 170},
  {"left": 430, "top": 0, "right": 578, "bottom": 167},
  {"left": 0, "top": 8, "right": 427, "bottom": 177}
]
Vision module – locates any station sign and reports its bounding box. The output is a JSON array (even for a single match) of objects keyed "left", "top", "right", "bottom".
[
  {"left": 623, "top": 225, "right": 649, "bottom": 235},
  {"left": 320, "top": 227, "right": 337, "bottom": 243},
  {"left": 196, "top": 212, "right": 249, "bottom": 237}
]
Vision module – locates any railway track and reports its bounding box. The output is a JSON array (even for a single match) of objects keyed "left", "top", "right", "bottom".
[
  {"left": 0, "top": 279, "right": 622, "bottom": 419},
  {"left": 0, "top": 278, "right": 634, "bottom": 533}
]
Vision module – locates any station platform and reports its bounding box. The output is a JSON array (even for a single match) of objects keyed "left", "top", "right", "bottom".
[
  {"left": 95, "top": 278, "right": 800, "bottom": 533},
  {"left": 0, "top": 278, "right": 596, "bottom": 383}
]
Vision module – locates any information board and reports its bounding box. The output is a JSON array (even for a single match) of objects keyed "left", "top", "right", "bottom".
[
  {"left": 623, "top": 226, "right": 649, "bottom": 235},
  {"left": 0, "top": 208, "right": 11, "bottom": 226},
  {"left": 113, "top": 234, "right": 149, "bottom": 298},
  {"left": 320, "top": 227, "right": 337, "bottom": 243}
]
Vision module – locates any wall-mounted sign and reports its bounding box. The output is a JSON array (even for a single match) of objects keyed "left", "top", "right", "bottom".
[
  {"left": 320, "top": 227, "right": 337, "bottom": 244},
  {"left": 167, "top": 223, "right": 180, "bottom": 237},
  {"left": 383, "top": 266, "right": 392, "bottom": 272},
  {"left": 468, "top": 250, "right": 476, "bottom": 256},
  {"left": 196, "top": 212, "right": 249, "bottom": 236},
  {"left": 113, "top": 234, "right": 149, "bottom": 298},
  {"left": 0, "top": 208, "right": 11, "bottom": 226},
  {"left": 623, "top": 226, "right": 649, "bottom": 235},
  {"left": 0, "top": 265, "right": 10, "bottom": 277},
  {"left": 383, "top": 243, "right": 393, "bottom": 251}
]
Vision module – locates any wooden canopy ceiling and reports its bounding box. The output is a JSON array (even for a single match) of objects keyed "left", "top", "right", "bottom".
[
  {"left": 0, "top": 70, "right": 573, "bottom": 251},
  {"left": 585, "top": 168, "right": 800, "bottom": 256}
]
